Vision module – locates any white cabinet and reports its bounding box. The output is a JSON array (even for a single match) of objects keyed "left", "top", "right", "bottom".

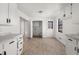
[
  {"left": 0, "top": 3, "right": 17, "bottom": 25},
  {"left": 63, "top": 4, "right": 79, "bottom": 23},
  {"left": 65, "top": 4, "right": 71, "bottom": 19},
  {"left": 0, "top": 34, "right": 23, "bottom": 55},
  {"left": 56, "top": 33, "right": 66, "bottom": 45},
  {"left": 0, "top": 3, "right": 8, "bottom": 24},
  {"left": 17, "top": 35, "right": 23, "bottom": 55},
  {"left": 4, "top": 38, "right": 17, "bottom": 55},
  {"left": 72, "top": 4, "right": 79, "bottom": 23},
  {"left": 17, "top": 40, "right": 23, "bottom": 55},
  {"left": 0, "top": 43, "right": 3, "bottom": 55},
  {"left": 9, "top": 3, "right": 17, "bottom": 25},
  {"left": 65, "top": 37, "right": 77, "bottom": 55}
]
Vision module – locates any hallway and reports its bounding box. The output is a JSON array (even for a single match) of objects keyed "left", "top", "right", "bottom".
[{"left": 23, "top": 38, "right": 66, "bottom": 55}]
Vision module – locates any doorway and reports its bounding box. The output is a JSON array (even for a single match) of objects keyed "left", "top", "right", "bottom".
[
  {"left": 20, "top": 17, "right": 25, "bottom": 35},
  {"left": 33, "top": 21, "right": 42, "bottom": 38},
  {"left": 20, "top": 17, "right": 30, "bottom": 39}
]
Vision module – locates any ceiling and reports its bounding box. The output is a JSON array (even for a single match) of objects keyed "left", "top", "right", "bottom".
[{"left": 17, "top": 3, "right": 62, "bottom": 19}]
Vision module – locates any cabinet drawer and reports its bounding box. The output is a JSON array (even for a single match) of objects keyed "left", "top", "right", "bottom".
[
  {"left": 66, "top": 37, "right": 77, "bottom": 55},
  {"left": 67, "top": 38, "right": 76, "bottom": 45},
  {"left": 18, "top": 42, "right": 23, "bottom": 49},
  {"left": 18, "top": 39, "right": 23, "bottom": 49},
  {"left": 17, "top": 37, "right": 23, "bottom": 42}
]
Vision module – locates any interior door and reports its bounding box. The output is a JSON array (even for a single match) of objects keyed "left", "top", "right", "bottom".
[{"left": 33, "top": 21, "right": 42, "bottom": 38}]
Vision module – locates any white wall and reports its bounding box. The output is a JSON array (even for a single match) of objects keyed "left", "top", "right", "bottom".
[
  {"left": 25, "top": 20, "right": 31, "bottom": 38},
  {"left": 43, "top": 20, "right": 54, "bottom": 38}
]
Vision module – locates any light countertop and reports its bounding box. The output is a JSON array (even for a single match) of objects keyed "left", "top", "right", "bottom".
[
  {"left": 0, "top": 33, "right": 23, "bottom": 43},
  {"left": 65, "top": 34, "right": 79, "bottom": 41}
]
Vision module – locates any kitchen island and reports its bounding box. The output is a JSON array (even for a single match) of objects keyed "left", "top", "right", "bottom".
[
  {"left": 65, "top": 34, "right": 79, "bottom": 55},
  {"left": 0, "top": 33, "right": 23, "bottom": 55}
]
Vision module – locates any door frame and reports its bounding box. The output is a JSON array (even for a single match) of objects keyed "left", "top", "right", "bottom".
[
  {"left": 32, "top": 21, "right": 42, "bottom": 38},
  {"left": 20, "top": 17, "right": 28, "bottom": 38},
  {"left": 20, "top": 17, "right": 25, "bottom": 35}
]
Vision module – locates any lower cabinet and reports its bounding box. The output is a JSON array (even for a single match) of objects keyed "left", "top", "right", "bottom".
[
  {"left": 65, "top": 37, "right": 77, "bottom": 55},
  {"left": 0, "top": 34, "right": 23, "bottom": 55},
  {"left": 0, "top": 43, "right": 3, "bottom": 55},
  {"left": 4, "top": 38, "right": 17, "bottom": 55},
  {"left": 17, "top": 35, "right": 23, "bottom": 55},
  {"left": 77, "top": 41, "right": 79, "bottom": 55}
]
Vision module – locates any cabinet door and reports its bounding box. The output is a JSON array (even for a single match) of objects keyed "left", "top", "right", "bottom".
[
  {"left": 9, "top": 3, "right": 17, "bottom": 25},
  {"left": 72, "top": 4, "right": 79, "bottom": 23},
  {"left": 17, "top": 35, "right": 23, "bottom": 55},
  {"left": 0, "top": 3, "right": 8, "bottom": 24},
  {"left": 66, "top": 38, "right": 77, "bottom": 55},
  {"left": 65, "top": 4, "right": 71, "bottom": 19},
  {"left": 4, "top": 38, "right": 17, "bottom": 55}
]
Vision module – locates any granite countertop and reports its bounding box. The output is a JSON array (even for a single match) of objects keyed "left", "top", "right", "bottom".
[
  {"left": 0, "top": 33, "right": 22, "bottom": 43},
  {"left": 65, "top": 34, "right": 79, "bottom": 41}
]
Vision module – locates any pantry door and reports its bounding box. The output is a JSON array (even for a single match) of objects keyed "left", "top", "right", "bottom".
[{"left": 33, "top": 21, "right": 42, "bottom": 38}]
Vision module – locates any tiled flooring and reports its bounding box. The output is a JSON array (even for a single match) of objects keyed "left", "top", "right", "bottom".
[{"left": 23, "top": 38, "right": 66, "bottom": 55}]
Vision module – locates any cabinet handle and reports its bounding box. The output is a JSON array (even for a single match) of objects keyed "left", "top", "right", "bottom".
[
  {"left": 19, "top": 48, "right": 22, "bottom": 51},
  {"left": 68, "top": 39, "right": 72, "bottom": 41},
  {"left": 6, "top": 18, "right": 9, "bottom": 23},
  {"left": 17, "top": 42, "right": 18, "bottom": 48},
  {"left": 9, "top": 19, "right": 11, "bottom": 23},
  {"left": 9, "top": 41, "right": 15, "bottom": 44},
  {"left": 74, "top": 47, "right": 77, "bottom": 51},
  {"left": 20, "top": 42, "right": 22, "bottom": 44}
]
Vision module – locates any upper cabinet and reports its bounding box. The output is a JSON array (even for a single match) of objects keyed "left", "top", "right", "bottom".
[
  {"left": 72, "top": 4, "right": 79, "bottom": 23},
  {"left": 0, "top": 4, "right": 8, "bottom": 25},
  {"left": 65, "top": 4, "right": 71, "bottom": 19},
  {"left": 0, "top": 3, "right": 18, "bottom": 25},
  {"left": 9, "top": 3, "right": 18, "bottom": 25},
  {"left": 63, "top": 3, "right": 79, "bottom": 23}
]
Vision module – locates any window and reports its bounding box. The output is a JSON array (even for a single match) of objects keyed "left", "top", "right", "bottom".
[
  {"left": 48, "top": 21, "right": 53, "bottom": 29},
  {"left": 58, "top": 18, "right": 63, "bottom": 33}
]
